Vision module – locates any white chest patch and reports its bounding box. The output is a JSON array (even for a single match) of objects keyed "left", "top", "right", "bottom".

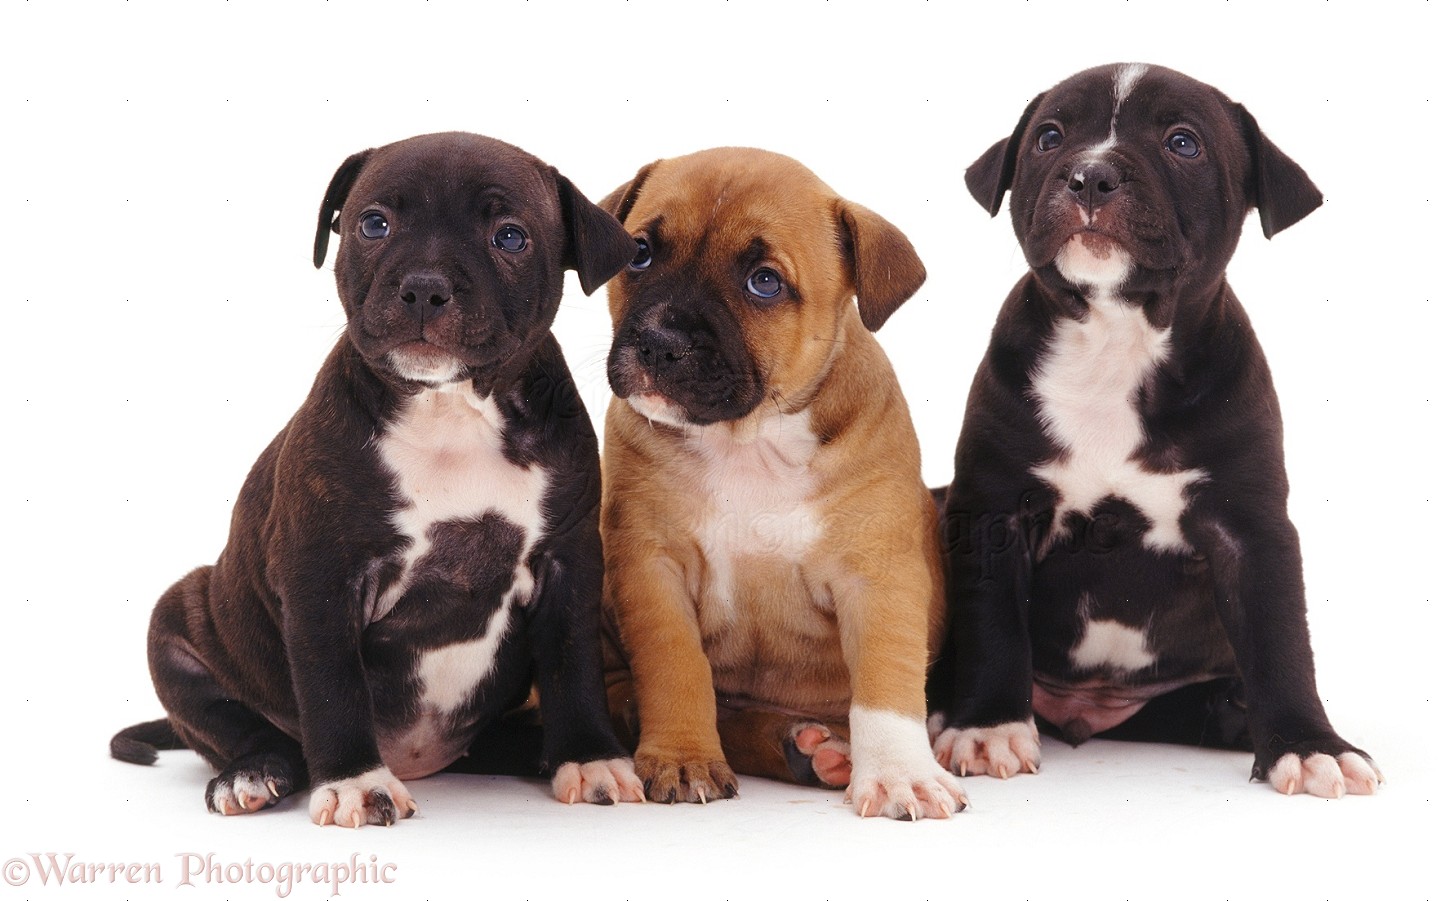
[
  {"left": 682, "top": 408, "right": 823, "bottom": 611},
  {"left": 1069, "top": 619, "right": 1157, "bottom": 672},
  {"left": 1030, "top": 294, "right": 1203, "bottom": 552},
  {"left": 374, "top": 383, "right": 550, "bottom": 712}
]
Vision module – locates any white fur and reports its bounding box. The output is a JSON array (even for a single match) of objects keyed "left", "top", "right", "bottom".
[
  {"left": 848, "top": 706, "right": 967, "bottom": 819},
  {"left": 1030, "top": 292, "right": 1204, "bottom": 552},
  {"left": 1085, "top": 62, "right": 1148, "bottom": 156},
  {"left": 678, "top": 407, "right": 824, "bottom": 611},
  {"left": 374, "top": 383, "right": 549, "bottom": 712},
  {"left": 387, "top": 348, "right": 465, "bottom": 384},
  {"left": 309, "top": 766, "right": 414, "bottom": 827},
  {"left": 1069, "top": 619, "right": 1157, "bottom": 671},
  {"left": 931, "top": 719, "right": 1041, "bottom": 779}
]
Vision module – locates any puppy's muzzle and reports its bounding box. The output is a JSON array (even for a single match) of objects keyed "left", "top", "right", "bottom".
[
  {"left": 633, "top": 324, "right": 696, "bottom": 377},
  {"left": 1067, "top": 159, "right": 1123, "bottom": 217},
  {"left": 398, "top": 271, "right": 453, "bottom": 325}
]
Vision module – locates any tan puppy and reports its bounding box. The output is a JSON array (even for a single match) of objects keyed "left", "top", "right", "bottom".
[{"left": 597, "top": 147, "right": 966, "bottom": 820}]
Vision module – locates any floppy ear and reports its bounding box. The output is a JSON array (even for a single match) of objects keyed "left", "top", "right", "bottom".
[
  {"left": 838, "top": 200, "right": 927, "bottom": 332},
  {"left": 598, "top": 160, "right": 659, "bottom": 224},
  {"left": 964, "top": 91, "right": 1045, "bottom": 217},
  {"left": 1235, "top": 105, "right": 1323, "bottom": 239},
  {"left": 555, "top": 170, "right": 639, "bottom": 296},
  {"left": 313, "top": 149, "right": 373, "bottom": 269}
]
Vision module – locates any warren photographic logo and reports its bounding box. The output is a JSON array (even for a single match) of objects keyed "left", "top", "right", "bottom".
[{"left": 4, "top": 851, "right": 397, "bottom": 898}]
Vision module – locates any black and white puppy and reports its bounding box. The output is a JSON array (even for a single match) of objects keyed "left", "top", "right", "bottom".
[
  {"left": 931, "top": 65, "right": 1381, "bottom": 797},
  {"left": 111, "top": 132, "right": 644, "bottom": 825}
]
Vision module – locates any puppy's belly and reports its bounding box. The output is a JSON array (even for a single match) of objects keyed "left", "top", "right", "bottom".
[
  {"left": 1027, "top": 533, "right": 1238, "bottom": 736},
  {"left": 378, "top": 712, "right": 475, "bottom": 781},
  {"left": 698, "top": 557, "right": 852, "bottom": 721}
]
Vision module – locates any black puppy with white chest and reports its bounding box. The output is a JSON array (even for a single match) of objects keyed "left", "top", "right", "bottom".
[
  {"left": 111, "top": 132, "right": 644, "bottom": 824},
  {"left": 931, "top": 65, "right": 1381, "bottom": 797}
]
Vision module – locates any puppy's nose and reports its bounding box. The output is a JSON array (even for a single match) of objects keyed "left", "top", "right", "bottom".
[
  {"left": 1067, "top": 161, "right": 1122, "bottom": 209},
  {"left": 398, "top": 272, "right": 452, "bottom": 324},
  {"left": 635, "top": 326, "right": 694, "bottom": 371}
]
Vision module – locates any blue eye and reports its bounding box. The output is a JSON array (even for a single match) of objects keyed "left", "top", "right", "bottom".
[
  {"left": 746, "top": 267, "right": 782, "bottom": 300},
  {"left": 493, "top": 225, "right": 527, "bottom": 252},
  {"left": 360, "top": 212, "right": 389, "bottom": 239},
  {"left": 1036, "top": 127, "right": 1063, "bottom": 152},
  {"left": 629, "top": 238, "right": 652, "bottom": 270},
  {"left": 1167, "top": 131, "right": 1201, "bottom": 158}
]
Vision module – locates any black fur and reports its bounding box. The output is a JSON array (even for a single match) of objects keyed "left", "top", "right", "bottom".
[
  {"left": 933, "top": 66, "right": 1374, "bottom": 784},
  {"left": 112, "top": 132, "right": 638, "bottom": 812}
]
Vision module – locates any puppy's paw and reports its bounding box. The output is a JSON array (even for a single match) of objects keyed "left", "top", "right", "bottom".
[
  {"left": 552, "top": 757, "right": 645, "bottom": 805},
  {"left": 1266, "top": 751, "right": 1383, "bottom": 798},
  {"left": 847, "top": 708, "right": 968, "bottom": 821},
  {"left": 784, "top": 722, "right": 852, "bottom": 788},
  {"left": 308, "top": 766, "right": 416, "bottom": 827},
  {"left": 932, "top": 719, "right": 1041, "bottom": 779},
  {"left": 635, "top": 751, "right": 738, "bottom": 804},
  {"left": 205, "top": 752, "right": 299, "bottom": 816}
]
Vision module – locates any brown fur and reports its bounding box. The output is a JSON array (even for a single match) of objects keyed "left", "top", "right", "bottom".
[{"left": 597, "top": 148, "right": 965, "bottom": 819}]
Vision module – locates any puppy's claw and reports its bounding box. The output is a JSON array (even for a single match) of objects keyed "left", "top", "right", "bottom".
[
  {"left": 997, "top": 765, "right": 1008, "bottom": 779},
  {"left": 351, "top": 811, "right": 361, "bottom": 829},
  {"left": 859, "top": 799, "right": 871, "bottom": 818},
  {"left": 697, "top": 788, "right": 707, "bottom": 805},
  {"left": 267, "top": 779, "right": 280, "bottom": 798}
]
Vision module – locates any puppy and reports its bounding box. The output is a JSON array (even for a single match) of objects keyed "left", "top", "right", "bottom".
[
  {"left": 597, "top": 147, "right": 967, "bottom": 820},
  {"left": 111, "top": 132, "right": 645, "bottom": 824},
  {"left": 931, "top": 64, "right": 1381, "bottom": 797}
]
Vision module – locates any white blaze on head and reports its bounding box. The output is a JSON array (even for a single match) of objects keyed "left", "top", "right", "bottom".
[{"left": 1085, "top": 63, "right": 1150, "bottom": 157}]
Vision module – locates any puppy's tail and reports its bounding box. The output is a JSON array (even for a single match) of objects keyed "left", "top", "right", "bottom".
[{"left": 110, "top": 718, "right": 185, "bottom": 766}]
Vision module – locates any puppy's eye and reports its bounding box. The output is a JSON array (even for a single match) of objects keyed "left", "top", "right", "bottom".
[
  {"left": 493, "top": 225, "right": 528, "bottom": 253},
  {"left": 1167, "top": 131, "right": 1201, "bottom": 159},
  {"left": 629, "top": 238, "right": 652, "bottom": 271},
  {"left": 360, "top": 213, "right": 390, "bottom": 240},
  {"left": 746, "top": 267, "right": 783, "bottom": 300},
  {"left": 1035, "top": 127, "right": 1063, "bottom": 152}
]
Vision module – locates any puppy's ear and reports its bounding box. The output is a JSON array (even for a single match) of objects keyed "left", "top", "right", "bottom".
[
  {"left": 838, "top": 200, "right": 927, "bottom": 332},
  {"left": 1236, "top": 105, "right": 1323, "bottom": 239},
  {"left": 964, "top": 91, "right": 1045, "bottom": 217},
  {"left": 555, "top": 170, "right": 639, "bottom": 295},
  {"left": 313, "top": 149, "right": 373, "bottom": 269},
  {"left": 598, "top": 161, "right": 659, "bottom": 224}
]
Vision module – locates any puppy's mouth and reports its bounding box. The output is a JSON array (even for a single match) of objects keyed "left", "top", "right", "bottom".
[
  {"left": 625, "top": 390, "right": 693, "bottom": 429},
  {"left": 1053, "top": 231, "right": 1134, "bottom": 291},
  {"left": 386, "top": 341, "right": 466, "bottom": 385}
]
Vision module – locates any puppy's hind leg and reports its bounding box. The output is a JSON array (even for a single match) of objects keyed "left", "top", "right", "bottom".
[
  {"left": 717, "top": 707, "right": 852, "bottom": 788},
  {"left": 145, "top": 568, "right": 307, "bottom": 816}
]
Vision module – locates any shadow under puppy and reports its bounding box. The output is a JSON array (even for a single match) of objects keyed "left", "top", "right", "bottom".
[
  {"left": 598, "top": 147, "right": 967, "bottom": 820},
  {"left": 111, "top": 132, "right": 645, "bottom": 825},
  {"left": 931, "top": 64, "right": 1381, "bottom": 797}
]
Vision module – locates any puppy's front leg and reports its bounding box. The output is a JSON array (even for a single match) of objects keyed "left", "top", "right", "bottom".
[
  {"left": 1193, "top": 510, "right": 1381, "bottom": 798},
  {"left": 931, "top": 481, "right": 1043, "bottom": 780},
  {"left": 607, "top": 550, "right": 737, "bottom": 804},
  {"left": 833, "top": 551, "right": 967, "bottom": 820},
  {"left": 528, "top": 490, "right": 643, "bottom": 805},
  {"left": 273, "top": 541, "right": 414, "bottom": 828}
]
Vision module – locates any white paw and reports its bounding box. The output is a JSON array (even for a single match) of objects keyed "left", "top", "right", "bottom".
[
  {"left": 208, "top": 772, "right": 276, "bottom": 816},
  {"left": 846, "top": 707, "right": 969, "bottom": 821},
  {"left": 932, "top": 719, "right": 1041, "bottom": 778},
  {"left": 1267, "top": 751, "right": 1383, "bottom": 798},
  {"left": 308, "top": 766, "right": 416, "bottom": 827},
  {"left": 551, "top": 757, "right": 645, "bottom": 805}
]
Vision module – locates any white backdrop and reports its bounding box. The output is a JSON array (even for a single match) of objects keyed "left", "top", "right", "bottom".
[{"left": 0, "top": 1, "right": 1444, "bottom": 899}]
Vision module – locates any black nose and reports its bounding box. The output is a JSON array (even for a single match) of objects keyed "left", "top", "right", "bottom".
[
  {"left": 399, "top": 272, "right": 452, "bottom": 323},
  {"left": 1067, "top": 161, "right": 1122, "bottom": 209},
  {"left": 635, "top": 325, "right": 694, "bottom": 371}
]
